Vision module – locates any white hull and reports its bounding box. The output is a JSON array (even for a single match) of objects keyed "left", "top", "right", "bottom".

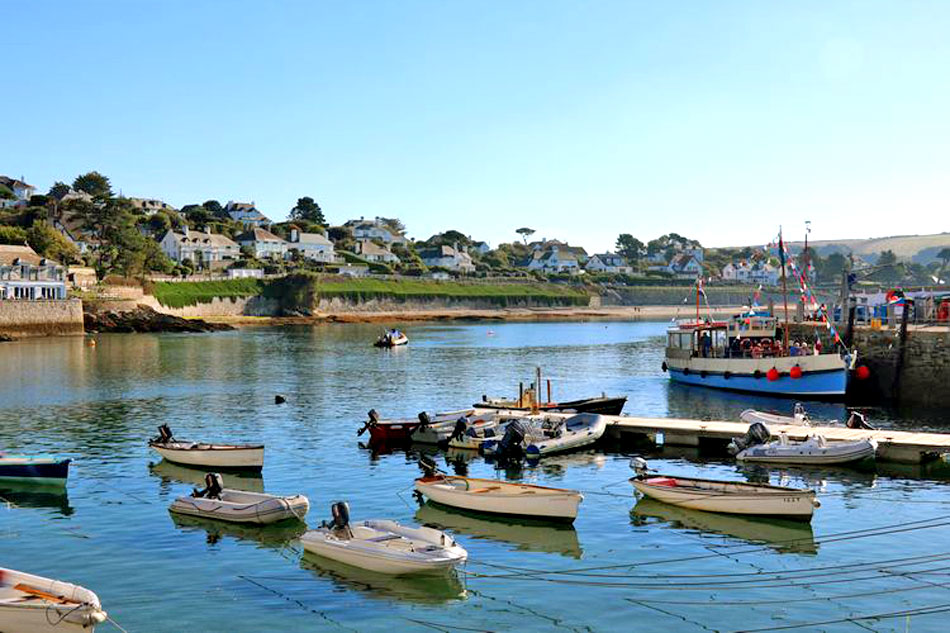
[
  {"left": 414, "top": 476, "right": 582, "bottom": 521},
  {"left": 412, "top": 410, "right": 493, "bottom": 445},
  {"left": 170, "top": 489, "right": 309, "bottom": 524},
  {"left": 150, "top": 443, "right": 264, "bottom": 469},
  {"left": 739, "top": 409, "right": 813, "bottom": 427},
  {"left": 736, "top": 437, "right": 877, "bottom": 465},
  {"left": 300, "top": 520, "right": 467, "bottom": 575},
  {"left": 631, "top": 476, "right": 818, "bottom": 521},
  {"left": 0, "top": 568, "right": 106, "bottom": 632},
  {"left": 524, "top": 413, "right": 607, "bottom": 456}
]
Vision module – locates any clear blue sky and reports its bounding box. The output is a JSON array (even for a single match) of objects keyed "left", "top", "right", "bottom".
[{"left": 3, "top": 1, "right": 948, "bottom": 252}]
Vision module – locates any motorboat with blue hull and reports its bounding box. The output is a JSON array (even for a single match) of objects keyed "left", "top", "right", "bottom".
[
  {"left": 663, "top": 310, "right": 852, "bottom": 398},
  {"left": 0, "top": 454, "right": 71, "bottom": 485}
]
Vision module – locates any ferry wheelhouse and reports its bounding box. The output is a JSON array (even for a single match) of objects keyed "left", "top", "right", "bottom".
[{"left": 662, "top": 310, "right": 851, "bottom": 398}]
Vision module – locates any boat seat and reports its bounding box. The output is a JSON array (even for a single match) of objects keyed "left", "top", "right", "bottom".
[
  {"left": 645, "top": 477, "right": 678, "bottom": 487},
  {"left": 366, "top": 534, "right": 402, "bottom": 543}
]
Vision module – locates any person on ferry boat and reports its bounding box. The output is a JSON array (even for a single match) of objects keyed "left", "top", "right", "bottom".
[
  {"left": 751, "top": 342, "right": 763, "bottom": 359},
  {"left": 700, "top": 331, "right": 712, "bottom": 358},
  {"left": 788, "top": 341, "right": 800, "bottom": 356},
  {"left": 814, "top": 338, "right": 823, "bottom": 354}
]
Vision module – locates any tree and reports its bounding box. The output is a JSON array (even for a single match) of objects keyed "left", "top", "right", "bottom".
[
  {"left": 937, "top": 247, "right": 950, "bottom": 268},
  {"left": 72, "top": 171, "right": 112, "bottom": 200},
  {"left": 290, "top": 197, "right": 326, "bottom": 225},
  {"left": 877, "top": 250, "right": 898, "bottom": 267},
  {"left": 0, "top": 184, "right": 15, "bottom": 200},
  {"left": 0, "top": 225, "right": 27, "bottom": 244},
  {"left": 615, "top": 234, "right": 645, "bottom": 263},
  {"left": 516, "top": 227, "right": 535, "bottom": 244},
  {"left": 26, "top": 221, "right": 80, "bottom": 264},
  {"left": 203, "top": 200, "right": 224, "bottom": 217},
  {"left": 48, "top": 182, "right": 70, "bottom": 200}
]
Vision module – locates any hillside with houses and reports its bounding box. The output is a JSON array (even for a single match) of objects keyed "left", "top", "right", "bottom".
[{"left": 2, "top": 170, "right": 949, "bottom": 306}]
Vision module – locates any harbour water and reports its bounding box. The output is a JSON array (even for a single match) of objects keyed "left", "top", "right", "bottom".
[{"left": 2, "top": 321, "right": 950, "bottom": 632}]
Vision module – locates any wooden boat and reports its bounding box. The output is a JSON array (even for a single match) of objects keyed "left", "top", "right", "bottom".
[
  {"left": 629, "top": 458, "right": 819, "bottom": 521},
  {"left": 148, "top": 425, "right": 264, "bottom": 470},
  {"left": 415, "top": 474, "right": 582, "bottom": 522},
  {"left": 734, "top": 432, "right": 877, "bottom": 465},
  {"left": 373, "top": 330, "right": 409, "bottom": 348},
  {"left": 0, "top": 567, "right": 107, "bottom": 632},
  {"left": 169, "top": 474, "right": 309, "bottom": 524},
  {"left": 0, "top": 454, "right": 70, "bottom": 485},
  {"left": 473, "top": 368, "right": 626, "bottom": 415},
  {"left": 482, "top": 413, "right": 608, "bottom": 458},
  {"left": 300, "top": 502, "right": 467, "bottom": 575},
  {"left": 357, "top": 409, "right": 476, "bottom": 444}
]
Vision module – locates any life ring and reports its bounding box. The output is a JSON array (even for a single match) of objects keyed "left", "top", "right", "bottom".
[{"left": 741, "top": 339, "right": 752, "bottom": 351}]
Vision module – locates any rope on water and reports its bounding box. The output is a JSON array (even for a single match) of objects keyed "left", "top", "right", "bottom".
[
  {"left": 106, "top": 613, "right": 132, "bottom": 633},
  {"left": 730, "top": 600, "right": 950, "bottom": 633}
]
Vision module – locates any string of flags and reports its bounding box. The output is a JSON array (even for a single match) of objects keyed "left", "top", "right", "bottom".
[{"left": 777, "top": 237, "right": 845, "bottom": 347}]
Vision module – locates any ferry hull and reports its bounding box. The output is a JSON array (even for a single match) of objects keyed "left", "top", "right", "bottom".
[{"left": 668, "top": 367, "right": 848, "bottom": 398}]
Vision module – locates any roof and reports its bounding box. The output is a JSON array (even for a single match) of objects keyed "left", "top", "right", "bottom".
[
  {"left": 293, "top": 230, "right": 332, "bottom": 246},
  {"left": 419, "top": 245, "right": 457, "bottom": 259},
  {"left": 0, "top": 176, "right": 34, "bottom": 190},
  {"left": 0, "top": 244, "right": 46, "bottom": 266},
  {"left": 167, "top": 230, "right": 238, "bottom": 248},
  {"left": 357, "top": 240, "right": 393, "bottom": 256},
  {"left": 225, "top": 201, "right": 256, "bottom": 211},
  {"left": 237, "top": 228, "right": 285, "bottom": 243}
]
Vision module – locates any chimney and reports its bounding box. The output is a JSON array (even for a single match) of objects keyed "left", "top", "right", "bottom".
[
  {"left": 204, "top": 226, "right": 211, "bottom": 235},
  {"left": 290, "top": 226, "right": 299, "bottom": 243},
  {"left": 183, "top": 226, "right": 189, "bottom": 239}
]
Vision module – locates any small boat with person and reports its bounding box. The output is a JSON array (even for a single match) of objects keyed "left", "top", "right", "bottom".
[
  {"left": 0, "top": 567, "right": 107, "bottom": 632},
  {"left": 149, "top": 424, "right": 264, "bottom": 470},
  {"left": 0, "top": 454, "right": 70, "bottom": 485},
  {"left": 300, "top": 502, "right": 467, "bottom": 575},
  {"left": 169, "top": 473, "right": 309, "bottom": 524},
  {"left": 414, "top": 456, "right": 583, "bottom": 522},
  {"left": 374, "top": 329, "right": 409, "bottom": 348},
  {"left": 729, "top": 422, "right": 877, "bottom": 465},
  {"left": 629, "top": 457, "right": 819, "bottom": 521}
]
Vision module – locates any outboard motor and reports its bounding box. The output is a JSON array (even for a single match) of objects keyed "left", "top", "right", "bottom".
[
  {"left": 192, "top": 472, "right": 224, "bottom": 499},
  {"left": 793, "top": 402, "right": 811, "bottom": 424},
  {"left": 728, "top": 422, "right": 771, "bottom": 455},
  {"left": 629, "top": 456, "right": 649, "bottom": 478},
  {"left": 495, "top": 419, "right": 528, "bottom": 459},
  {"left": 417, "top": 411, "right": 431, "bottom": 430},
  {"left": 846, "top": 411, "right": 875, "bottom": 430},
  {"left": 418, "top": 455, "right": 440, "bottom": 478},
  {"left": 449, "top": 417, "right": 469, "bottom": 442},
  {"left": 330, "top": 501, "right": 352, "bottom": 537},
  {"left": 357, "top": 409, "right": 380, "bottom": 436},
  {"left": 153, "top": 424, "right": 174, "bottom": 444}
]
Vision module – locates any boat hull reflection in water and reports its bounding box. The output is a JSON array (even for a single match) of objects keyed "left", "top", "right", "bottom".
[
  {"left": 150, "top": 460, "right": 265, "bottom": 493},
  {"left": 171, "top": 513, "right": 307, "bottom": 549}
]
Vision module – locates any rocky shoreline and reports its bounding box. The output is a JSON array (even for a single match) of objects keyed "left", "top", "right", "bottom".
[{"left": 84, "top": 304, "right": 234, "bottom": 334}]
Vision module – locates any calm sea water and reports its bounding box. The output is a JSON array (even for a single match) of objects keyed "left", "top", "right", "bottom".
[{"left": 2, "top": 321, "right": 950, "bottom": 633}]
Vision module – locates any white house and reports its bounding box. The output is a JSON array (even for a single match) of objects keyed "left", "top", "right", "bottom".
[
  {"left": 287, "top": 225, "right": 335, "bottom": 263},
  {"left": 0, "top": 176, "right": 35, "bottom": 209},
  {"left": 0, "top": 245, "right": 67, "bottom": 300},
  {"left": 668, "top": 254, "right": 703, "bottom": 279},
  {"left": 354, "top": 239, "right": 400, "bottom": 263},
  {"left": 346, "top": 217, "right": 407, "bottom": 245},
  {"left": 236, "top": 228, "right": 287, "bottom": 259},
  {"left": 418, "top": 244, "right": 475, "bottom": 273},
  {"left": 160, "top": 227, "right": 240, "bottom": 268},
  {"left": 471, "top": 241, "right": 490, "bottom": 255},
  {"left": 586, "top": 252, "right": 632, "bottom": 274},
  {"left": 526, "top": 245, "right": 581, "bottom": 273},
  {"left": 226, "top": 201, "right": 271, "bottom": 228}
]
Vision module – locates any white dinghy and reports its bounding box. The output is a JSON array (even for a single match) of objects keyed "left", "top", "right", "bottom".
[
  {"left": 629, "top": 458, "right": 819, "bottom": 522},
  {"left": 0, "top": 567, "right": 107, "bottom": 632},
  {"left": 740, "top": 404, "right": 875, "bottom": 430},
  {"left": 414, "top": 457, "right": 582, "bottom": 522},
  {"left": 412, "top": 411, "right": 500, "bottom": 446},
  {"left": 169, "top": 473, "right": 309, "bottom": 524},
  {"left": 483, "top": 413, "right": 607, "bottom": 459},
  {"left": 149, "top": 424, "right": 264, "bottom": 470},
  {"left": 300, "top": 502, "right": 467, "bottom": 575},
  {"left": 730, "top": 424, "right": 877, "bottom": 465}
]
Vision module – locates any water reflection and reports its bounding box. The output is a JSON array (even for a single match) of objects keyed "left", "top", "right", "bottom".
[
  {"left": 0, "top": 482, "right": 73, "bottom": 516},
  {"left": 299, "top": 551, "right": 467, "bottom": 604},
  {"left": 415, "top": 502, "right": 582, "bottom": 559},
  {"left": 171, "top": 514, "right": 306, "bottom": 549},
  {"left": 150, "top": 460, "right": 265, "bottom": 493},
  {"left": 631, "top": 498, "right": 818, "bottom": 555}
]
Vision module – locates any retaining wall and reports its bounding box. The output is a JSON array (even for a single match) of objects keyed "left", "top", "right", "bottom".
[{"left": 0, "top": 299, "right": 85, "bottom": 337}]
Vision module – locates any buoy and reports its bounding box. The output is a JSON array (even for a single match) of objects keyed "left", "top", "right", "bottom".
[
  {"left": 766, "top": 368, "right": 780, "bottom": 381},
  {"left": 789, "top": 365, "right": 803, "bottom": 380},
  {"left": 87, "top": 339, "right": 97, "bottom": 347},
  {"left": 855, "top": 365, "right": 871, "bottom": 381},
  {"left": 275, "top": 394, "right": 286, "bottom": 404}
]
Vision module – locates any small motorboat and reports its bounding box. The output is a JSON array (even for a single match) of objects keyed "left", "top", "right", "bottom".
[
  {"left": 629, "top": 458, "right": 819, "bottom": 522},
  {"left": 445, "top": 416, "right": 511, "bottom": 451},
  {"left": 473, "top": 369, "right": 626, "bottom": 415},
  {"left": 414, "top": 458, "right": 582, "bottom": 522},
  {"left": 413, "top": 411, "right": 498, "bottom": 445},
  {"left": 149, "top": 424, "right": 264, "bottom": 470},
  {"left": 740, "top": 404, "right": 875, "bottom": 430},
  {"left": 482, "top": 413, "right": 608, "bottom": 459},
  {"left": 358, "top": 409, "right": 477, "bottom": 444},
  {"left": 169, "top": 473, "right": 309, "bottom": 525},
  {"left": 730, "top": 424, "right": 877, "bottom": 465},
  {"left": 300, "top": 502, "right": 467, "bottom": 575},
  {"left": 374, "top": 329, "right": 409, "bottom": 348},
  {"left": 0, "top": 567, "right": 107, "bottom": 632},
  {"left": 0, "top": 454, "right": 70, "bottom": 486}
]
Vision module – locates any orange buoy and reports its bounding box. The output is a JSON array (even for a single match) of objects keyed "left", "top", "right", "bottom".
[
  {"left": 789, "top": 365, "right": 803, "bottom": 379},
  {"left": 766, "top": 367, "right": 780, "bottom": 381}
]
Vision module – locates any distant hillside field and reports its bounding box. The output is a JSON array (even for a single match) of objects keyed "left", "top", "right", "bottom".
[{"left": 759, "top": 233, "right": 950, "bottom": 264}]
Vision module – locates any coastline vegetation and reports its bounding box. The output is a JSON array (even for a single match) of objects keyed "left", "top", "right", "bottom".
[{"left": 152, "top": 279, "right": 264, "bottom": 308}]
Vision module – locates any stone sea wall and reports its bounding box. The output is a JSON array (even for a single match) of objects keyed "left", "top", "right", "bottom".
[
  {"left": 0, "top": 299, "right": 85, "bottom": 337},
  {"left": 138, "top": 295, "right": 280, "bottom": 317},
  {"left": 850, "top": 327, "right": 950, "bottom": 407}
]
